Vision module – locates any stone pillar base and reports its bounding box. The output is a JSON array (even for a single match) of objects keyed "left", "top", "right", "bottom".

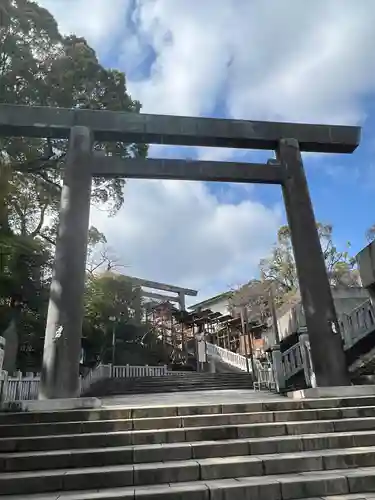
[{"left": 288, "top": 385, "right": 375, "bottom": 399}]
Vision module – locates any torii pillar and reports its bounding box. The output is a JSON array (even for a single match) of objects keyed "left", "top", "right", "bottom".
[
  {"left": 277, "top": 139, "right": 350, "bottom": 387},
  {"left": 39, "top": 127, "right": 93, "bottom": 399}
]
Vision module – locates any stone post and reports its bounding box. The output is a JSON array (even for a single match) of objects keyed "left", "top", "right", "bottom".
[
  {"left": 0, "top": 336, "right": 5, "bottom": 371},
  {"left": 39, "top": 126, "right": 93, "bottom": 400},
  {"left": 270, "top": 345, "right": 285, "bottom": 392},
  {"left": 277, "top": 138, "right": 350, "bottom": 387},
  {"left": 209, "top": 356, "right": 216, "bottom": 373},
  {"left": 339, "top": 315, "right": 353, "bottom": 350},
  {"left": 298, "top": 332, "right": 317, "bottom": 388}
]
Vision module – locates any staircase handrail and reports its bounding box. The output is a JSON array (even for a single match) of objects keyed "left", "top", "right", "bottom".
[
  {"left": 282, "top": 342, "right": 304, "bottom": 379},
  {"left": 206, "top": 342, "right": 250, "bottom": 372}
]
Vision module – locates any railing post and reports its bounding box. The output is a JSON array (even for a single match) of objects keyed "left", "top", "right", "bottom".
[
  {"left": 209, "top": 357, "right": 216, "bottom": 373},
  {"left": 240, "top": 308, "right": 251, "bottom": 374},
  {"left": 15, "top": 371, "right": 22, "bottom": 401},
  {"left": 270, "top": 345, "right": 285, "bottom": 392},
  {"left": 298, "top": 332, "right": 317, "bottom": 388},
  {"left": 0, "top": 371, "right": 6, "bottom": 403},
  {"left": 340, "top": 315, "right": 352, "bottom": 349},
  {"left": 0, "top": 337, "right": 5, "bottom": 373}
]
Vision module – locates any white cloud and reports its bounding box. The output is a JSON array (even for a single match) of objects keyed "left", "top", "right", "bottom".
[
  {"left": 36, "top": 0, "right": 375, "bottom": 299},
  {"left": 90, "top": 179, "right": 282, "bottom": 302},
  {"left": 124, "top": 0, "right": 375, "bottom": 124},
  {"left": 38, "top": 0, "right": 131, "bottom": 54},
  {"left": 38, "top": 0, "right": 375, "bottom": 123}
]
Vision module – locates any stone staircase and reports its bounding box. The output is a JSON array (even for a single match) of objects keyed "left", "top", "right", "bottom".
[
  {"left": 83, "top": 372, "right": 254, "bottom": 397},
  {"left": 3, "top": 396, "right": 375, "bottom": 498}
]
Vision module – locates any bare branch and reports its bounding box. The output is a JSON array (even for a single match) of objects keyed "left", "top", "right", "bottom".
[
  {"left": 39, "top": 233, "right": 56, "bottom": 246},
  {"left": 30, "top": 203, "right": 48, "bottom": 238},
  {"left": 35, "top": 171, "right": 62, "bottom": 192}
]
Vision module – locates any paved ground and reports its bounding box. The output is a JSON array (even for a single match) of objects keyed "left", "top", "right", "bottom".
[{"left": 101, "top": 389, "right": 286, "bottom": 409}]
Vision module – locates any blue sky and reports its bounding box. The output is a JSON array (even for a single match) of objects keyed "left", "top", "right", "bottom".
[{"left": 40, "top": 0, "right": 375, "bottom": 303}]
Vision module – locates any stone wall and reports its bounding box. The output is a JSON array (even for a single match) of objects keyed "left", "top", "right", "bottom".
[
  {"left": 265, "top": 287, "right": 370, "bottom": 345},
  {"left": 357, "top": 240, "right": 375, "bottom": 306}
]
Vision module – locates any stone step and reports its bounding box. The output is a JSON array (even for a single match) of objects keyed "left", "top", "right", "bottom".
[
  {"left": 111, "top": 373, "right": 252, "bottom": 379},
  {"left": 84, "top": 373, "right": 253, "bottom": 383},
  {"left": 3, "top": 396, "right": 375, "bottom": 426},
  {"left": 3, "top": 447, "right": 375, "bottom": 495},
  {"left": 2, "top": 416, "right": 375, "bottom": 452},
  {"left": 91, "top": 382, "right": 254, "bottom": 389},
  {"left": 2, "top": 405, "right": 375, "bottom": 438},
  {"left": 2, "top": 465, "right": 375, "bottom": 499},
  {"left": 4, "top": 396, "right": 375, "bottom": 499},
  {"left": 101, "top": 378, "right": 253, "bottom": 385},
  {"left": 85, "top": 382, "right": 255, "bottom": 396},
  {"left": 95, "top": 378, "right": 253, "bottom": 385},
  {"left": 96, "top": 377, "right": 253, "bottom": 383},
  {"left": 4, "top": 430, "right": 375, "bottom": 472},
  {"left": 318, "top": 495, "right": 375, "bottom": 500}
]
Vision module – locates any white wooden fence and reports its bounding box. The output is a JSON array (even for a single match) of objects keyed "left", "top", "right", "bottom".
[
  {"left": 0, "top": 371, "right": 40, "bottom": 402},
  {"left": 0, "top": 364, "right": 170, "bottom": 403},
  {"left": 111, "top": 364, "right": 168, "bottom": 378},
  {"left": 206, "top": 342, "right": 276, "bottom": 391}
]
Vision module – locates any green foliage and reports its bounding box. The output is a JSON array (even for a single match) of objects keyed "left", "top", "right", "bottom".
[
  {"left": 0, "top": 232, "right": 50, "bottom": 370},
  {"left": 84, "top": 273, "right": 142, "bottom": 328},
  {"left": 259, "top": 222, "right": 360, "bottom": 305},
  {"left": 83, "top": 272, "right": 159, "bottom": 364},
  {"left": 1, "top": 0, "right": 147, "bottom": 246},
  {"left": 0, "top": 1, "right": 148, "bottom": 369}
]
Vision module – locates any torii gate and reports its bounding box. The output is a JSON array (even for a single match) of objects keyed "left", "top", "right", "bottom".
[
  {"left": 131, "top": 275, "right": 197, "bottom": 311},
  {"left": 0, "top": 104, "right": 360, "bottom": 398}
]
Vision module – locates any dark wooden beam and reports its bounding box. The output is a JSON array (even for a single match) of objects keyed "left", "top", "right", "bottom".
[
  {"left": 0, "top": 104, "right": 360, "bottom": 153},
  {"left": 91, "top": 156, "right": 285, "bottom": 184}
]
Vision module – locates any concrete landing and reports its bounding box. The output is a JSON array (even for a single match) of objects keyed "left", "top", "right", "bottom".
[
  {"left": 2, "top": 389, "right": 284, "bottom": 412},
  {"left": 289, "top": 385, "right": 375, "bottom": 399}
]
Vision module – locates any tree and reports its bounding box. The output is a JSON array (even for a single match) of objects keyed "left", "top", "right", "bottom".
[
  {"left": 0, "top": 1, "right": 147, "bottom": 369},
  {"left": 1, "top": 0, "right": 147, "bottom": 246},
  {"left": 259, "top": 223, "right": 359, "bottom": 305},
  {"left": 83, "top": 272, "right": 145, "bottom": 363},
  {"left": 0, "top": 233, "right": 51, "bottom": 371},
  {"left": 229, "top": 279, "right": 271, "bottom": 323},
  {"left": 86, "top": 227, "right": 129, "bottom": 276},
  {"left": 259, "top": 226, "right": 297, "bottom": 294}
]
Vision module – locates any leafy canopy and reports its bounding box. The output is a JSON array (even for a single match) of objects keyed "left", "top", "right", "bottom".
[{"left": 0, "top": 0, "right": 148, "bottom": 370}]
